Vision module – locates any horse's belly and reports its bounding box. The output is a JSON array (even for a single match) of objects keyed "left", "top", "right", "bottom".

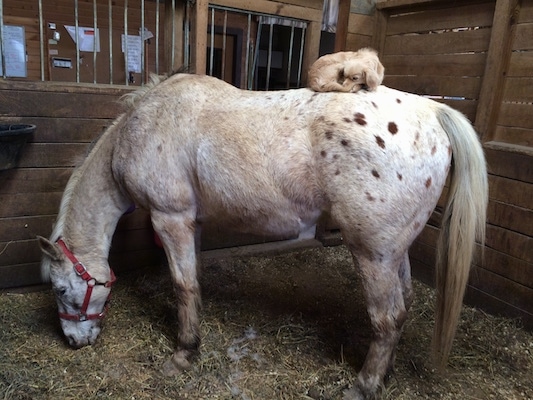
[
  {"left": 194, "top": 133, "right": 326, "bottom": 238},
  {"left": 198, "top": 195, "right": 323, "bottom": 238}
]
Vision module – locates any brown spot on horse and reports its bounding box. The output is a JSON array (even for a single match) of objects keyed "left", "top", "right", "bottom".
[
  {"left": 372, "top": 169, "right": 380, "bottom": 178},
  {"left": 388, "top": 122, "right": 398, "bottom": 135},
  {"left": 375, "top": 136, "right": 385, "bottom": 149},
  {"left": 425, "top": 177, "right": 432, "bottom": 188},
  {"left": 354, "top": 112, "right": 367, "bottom": 126}
]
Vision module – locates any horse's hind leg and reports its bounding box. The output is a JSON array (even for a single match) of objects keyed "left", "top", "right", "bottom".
[
  {"left": 399, "top": 252, "right": 414, "bottom": 313},
  {"left": 387, "top": 252, "right": 413, "bottom": 373},
  {"left": 150, "top": 209, "right": 201, "bottom": 376},
  {"left": 344, "top": 250, "right": 409, "bottom": 400}
]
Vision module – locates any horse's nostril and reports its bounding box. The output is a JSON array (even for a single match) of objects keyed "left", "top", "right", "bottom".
[
  {"left": 66, "top": 334, "right": 77, "bottom": 347},
  {"left": 66, "top": 334, "right": 88, "bottom": 349}
]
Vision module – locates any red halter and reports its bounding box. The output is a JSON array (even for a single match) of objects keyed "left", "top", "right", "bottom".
[{"left": 56, "top": 238, "right": 117, "bottom": 322}]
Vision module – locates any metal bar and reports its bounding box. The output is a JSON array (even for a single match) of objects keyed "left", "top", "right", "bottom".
[
  {"left": 0, "top": 0, "right": 5, "bottom": 79},
  {"left": 108, "top": 0, "right": 113, "bottom": 84},
  {"left": 221, "top": 10, "right": 227, "bottom": 80},
  {"left": 141, "top": 0, "right": 145, "bottom": 85},
  {"left": 245, "top": 13, "right": 251, "bottom": 88},
  {"left": 250, "top": 20, "right": 262, "bottom": 90},
  {"left": 184, "top": 1, "right": 189, "bottom": 69},
  {"left": 93, "top": 0, "right": 97, "bottom": 84},
  {"left": 265, "top": 22, "right": 273, "bottom": 90},
  {"left": 286, "top": 25, "right": 295, "bottom": 89},
  {"left": 38, "top": 0, "right": 45, "bottom": 80},
  {"left": 171, "top": 0, "right": 175, "bottom": 69},
  {"left": 124, "top": 0, "right": 128, "bottom": 85},
  {"left": 297, "top": 26, "right": 306, "bottom": 88},
  {"left": 209, "top": 7, "right": 214, "bottom": 76},
  {"left": 75, "top": 0, "right": 80, "bottom": 82},
  {"left": 155, "top": 0, "right": 159, "bottom": 74}
]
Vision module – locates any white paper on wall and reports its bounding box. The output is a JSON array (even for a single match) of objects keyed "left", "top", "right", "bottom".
[
  {"left": 0, "top": 25, "right": 27, "bottom": 78},
  {"left": 65, "top": 25, "right": 101, "bottom": 52},
  {"left": 121, "top": 34, "right": 142, "bottom": 73}
]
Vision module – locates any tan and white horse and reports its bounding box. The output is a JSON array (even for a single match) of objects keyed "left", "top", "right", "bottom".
[{"left": 39, "top": 73, "right": 487, "bottom": 399}]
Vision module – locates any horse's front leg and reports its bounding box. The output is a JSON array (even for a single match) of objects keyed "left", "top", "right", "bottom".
[
  {"left": 151, "top": 209, "right": 201, "bottom": 376},
  {"left": 344, "top": 252, "right": 408, "bottom": 400}
]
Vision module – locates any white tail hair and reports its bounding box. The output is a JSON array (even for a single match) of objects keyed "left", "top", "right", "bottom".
[{"left": 431, "top": 102, "right": 488, "bottom": 369}]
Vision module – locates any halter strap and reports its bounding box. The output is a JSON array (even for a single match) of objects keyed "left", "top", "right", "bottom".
[{"left": 56, "top": 238, "right": 116, "bottom": 322}]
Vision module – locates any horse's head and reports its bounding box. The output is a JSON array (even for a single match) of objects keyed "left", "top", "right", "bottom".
[{"left": 38, "top": 236, "right": 116, "bottom": 348}]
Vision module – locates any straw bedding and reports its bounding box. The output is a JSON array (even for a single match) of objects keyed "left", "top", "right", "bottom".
[{"left": 1, "top": 246, "right": 531, "bottom": 399}]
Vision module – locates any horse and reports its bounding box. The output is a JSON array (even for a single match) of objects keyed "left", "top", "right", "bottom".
[{"left": 38, "top": 73, "right": 487, "bottom": 399}]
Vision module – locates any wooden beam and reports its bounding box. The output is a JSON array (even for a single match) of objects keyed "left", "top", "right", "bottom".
[
  {"left": 475, "top": 0, "right": 520, "bottom": 141},
  {"left": 190, "top": 0, "right": 208, "bottom": 74},
  {"left": 302, "top": 20, "right": 322, "bottom": 85},
  {"left": 209, "top": 0, "right": 323, "bottom": 22},
  {"left": 334, "top": 0, "right": 351, "bottom": 52},
  {"left": 376, "top": 0, "right": 455, "bottom": 10}
]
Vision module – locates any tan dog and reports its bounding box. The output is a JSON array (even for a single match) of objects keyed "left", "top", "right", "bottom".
[{"left": 308, "top": 48, "right": 385, "bottom": 93}]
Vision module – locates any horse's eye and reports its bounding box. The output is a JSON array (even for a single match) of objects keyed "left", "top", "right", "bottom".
[{"left": 54, "top": 287, "right": 67, "bottom": 297}]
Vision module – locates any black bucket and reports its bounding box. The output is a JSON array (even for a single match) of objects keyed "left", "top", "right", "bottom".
[{"left": 0, "top": 124, "right": 36, "bottom": 170}]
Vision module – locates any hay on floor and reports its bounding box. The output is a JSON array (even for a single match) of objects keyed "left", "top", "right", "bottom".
[{"left": 1, "top": 246, "right": 531, "bottom": 400}]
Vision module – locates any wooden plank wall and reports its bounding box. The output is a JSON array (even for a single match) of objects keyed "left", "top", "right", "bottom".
[
  {"left": 492, "top": 1, "right": 533, "bottom": 147},
  {"left": 371, "top": 0, "right": 533, "bottom": 329},
  {"left": 0, "top": 81, "right": 163, "bottom": 288},
  {"left": 346, "top": 12, "right": 375, "bottom": 49}
]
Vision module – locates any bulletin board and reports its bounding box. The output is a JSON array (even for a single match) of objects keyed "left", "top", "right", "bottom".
[
  {"left": 48, "top": 23, "right": 147, "bottom": 85},
  {"left": 0, "top": 25, "right": 27, "bottom": 78}
]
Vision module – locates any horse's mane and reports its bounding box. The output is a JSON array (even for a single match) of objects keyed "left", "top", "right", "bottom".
[
  {"left": 40, "top": 115, "right": 125, "bottom": 282},
  {"left": 120, "top": 66, "right": 191, "bottom": 109},
  {"left": 120, "top": 73, "right": 167, "bottom": 109}
]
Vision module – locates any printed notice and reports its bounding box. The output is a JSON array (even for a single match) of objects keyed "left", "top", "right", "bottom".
[
  {"left": 65, "top": 25, "right": 101, "bottom": 52},
  {"left": 0, "top": 25, "right": 27, "bottom": 78},
  {"left": 121, "top": 34, "right": 142, "bottom": 73}
]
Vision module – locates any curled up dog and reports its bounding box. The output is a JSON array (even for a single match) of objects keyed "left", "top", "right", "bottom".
[{"left": 308, "top": 48, "right": 385, "bottom": 93}]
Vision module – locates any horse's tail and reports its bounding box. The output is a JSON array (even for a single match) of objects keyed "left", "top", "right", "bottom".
[{"left": 431, "top": 103, "right": 488, "bottom": 369}]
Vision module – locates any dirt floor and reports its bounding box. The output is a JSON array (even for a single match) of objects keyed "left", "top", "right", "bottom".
[{"left": 1, "top": 246, "right": 532, "bottom": 400}]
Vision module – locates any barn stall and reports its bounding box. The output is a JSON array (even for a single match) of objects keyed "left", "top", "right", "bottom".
[{"left": 0, "top": 0, "right": 532, "bottom": 399}]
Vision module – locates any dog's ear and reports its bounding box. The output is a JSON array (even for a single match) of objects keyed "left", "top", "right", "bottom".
[
  {"left": 376, "top": 60, "right": 385, "bottom": 82},
  {"left": 364, "top": 62, "right": 384, "bottom": 91},
  {"left": 363, "top": 68, "right": 379, "bottom": 90}
]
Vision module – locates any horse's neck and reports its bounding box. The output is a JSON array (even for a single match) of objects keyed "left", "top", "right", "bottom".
[{"left": 58, "top": 132, "right": 129, "bottom": 259}]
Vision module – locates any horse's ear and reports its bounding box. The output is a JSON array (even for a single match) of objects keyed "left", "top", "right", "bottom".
[{"left": 37, "top": 236, "right": 62, "bottom": 260}]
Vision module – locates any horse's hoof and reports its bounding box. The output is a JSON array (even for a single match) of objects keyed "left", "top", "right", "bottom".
[
  {"left": 161, "top": 350, "right": 192, "bottom": 376},
  {"left": 343, "top": 386, "right": 365, "bottom": 400}
]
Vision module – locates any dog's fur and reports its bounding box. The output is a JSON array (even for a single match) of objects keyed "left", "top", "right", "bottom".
[{"left": 308, "top": 48, "right": 385, "bottom": 93}]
